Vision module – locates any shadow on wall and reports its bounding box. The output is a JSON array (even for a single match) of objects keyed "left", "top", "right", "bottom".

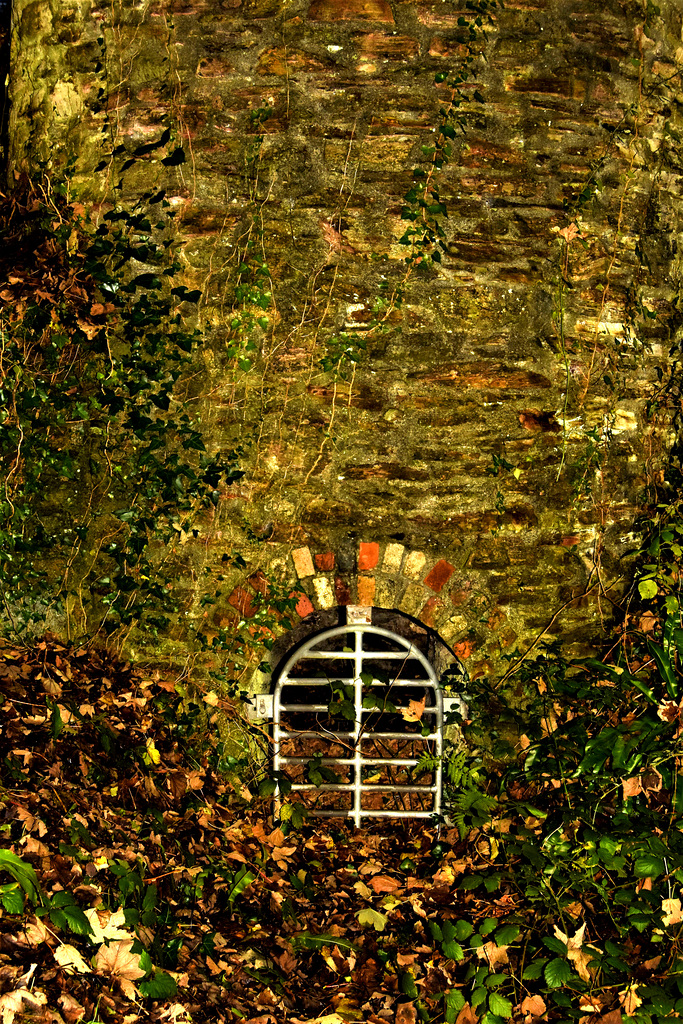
[{"left": 0, "top": 0, "right": 11, "bottom": 180}]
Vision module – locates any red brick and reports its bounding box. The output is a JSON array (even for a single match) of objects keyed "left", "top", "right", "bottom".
[
  {"left": 227, "top": 586, "right": 256, "bottom": 617},
  {"left": 308, "top": 0, "right": 394, "bottom": 21},
  {"left": 294, "top": 592, "right": 315, "bottom": 618},
  {"left": 453, "top": 637, "right": 477, "bottom": 659},
  {"left": 358, "top": 541, "right": 379, "bottom": 570},
  {"left": 315, "top": 551, "right": 335, "bottom": 571},
  {"left": 335, "top": 577, "right": 351, "bottom": 605},
  {"left": 248, "top": 570, "right": 269, "bottom": 596},
  {"left": 357, "top": 576, "right": 376, "bottom": 605},
  {"left": 418, "top": 597, "right": 445, "bottom": 629},
  {"left": 424, "top": 559, "right": 455, "bottom": 593}
]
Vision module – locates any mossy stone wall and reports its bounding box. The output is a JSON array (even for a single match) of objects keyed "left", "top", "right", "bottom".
[{"left": 7, "top": 0, "right": 683, "bottom": 679}]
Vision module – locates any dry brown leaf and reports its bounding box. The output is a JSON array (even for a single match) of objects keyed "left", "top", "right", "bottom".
[
  {"left": 0, "top": 984, "right": 47, "bottom": 1024},
  {"left": 621, "top": 776, "right": 643, "bottom": 799},
  {"left": 369, "top": 874, "right": 400, "bottom": 894},
  {"left": 558, "top": 223, "right": 579, "bottom": 243},
  {"left": 662, "top": 898, "right": 683, "bottom": 926},
  {"left": 657, "top": 699, "right": 682, "bottom": 724},
  {"left": 619, "top": 985, "right": 642, "bottom": 1015},
  {"left": 553, "top": 923, "right": 598, "bottom": 982},
  {"left": 396, "top": 952, "right": 417, "bottom": 967},
  {"left": 85, "top": 907, "right": 131, "bottom": 944},
  {"left": 520, "top": 994, "right": 547, "bottom": 1018},
  {"left": 22, "top": 916, "right": 49, "bottom": 946},
  {"left": 59, "top": 992, "right": 87, "bottom": 1023},
  {"left": 455, "top": 1003, "right": 478, "bottom": 1024},
  {"left": 475, "top": 942, "right": 509, "bottom": 968},
  {"left": 55, "top": 943, "right": 91, "bottom": 974},
  {"left": 401, "top": 696, "right": 426, "bottom": 723},
  {"left": 95, "top": 939, "right": 145, "bottom": 984},
  {"left": 396, "top": 1003, "right": 417, "bottom": 1024}
]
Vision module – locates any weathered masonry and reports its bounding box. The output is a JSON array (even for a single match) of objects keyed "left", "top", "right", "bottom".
[{"left": 5, "top": 0, "right": 683, "bottom": 687}]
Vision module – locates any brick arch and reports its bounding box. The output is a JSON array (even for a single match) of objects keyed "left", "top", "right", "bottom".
[{"left": 285, "top": 540, "right": 475, "bottom": 661}]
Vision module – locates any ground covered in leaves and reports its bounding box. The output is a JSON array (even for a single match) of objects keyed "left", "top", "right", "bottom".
[{"left": 1, "top": 636, "right": 681, "bottom": 1024}]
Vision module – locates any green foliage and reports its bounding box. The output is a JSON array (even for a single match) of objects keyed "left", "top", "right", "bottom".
[
  {"left": 0, "top": 176, "right": 242, "bottom": 643},
  {"left": 0, "top": 850, "right": 43, "bottom": 908}
]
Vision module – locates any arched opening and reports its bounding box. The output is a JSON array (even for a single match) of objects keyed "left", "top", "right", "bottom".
[{"left": 270, "top": 609, "right": 464, "bottom": 827}]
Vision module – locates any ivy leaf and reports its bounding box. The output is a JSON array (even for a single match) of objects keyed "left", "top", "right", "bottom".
[{"left": 162, "top": 148, "right": 186, "bottom": 166}]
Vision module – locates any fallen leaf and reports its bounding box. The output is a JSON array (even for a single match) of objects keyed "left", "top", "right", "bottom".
[
  {"left": 396, "top": 1003, "right": 417, "bottom": 1024},
  {"left": 558, "top": 223, "right": 579, "bottom": 242},
  {"left": 356, "top": 908, "right": 388, "bottom": 931},
  {"left": 369, "top": 874, "right": 400, "bottom": 894},
  {"left": 401, "top": 696, "right": 426, "bottom": 723},
  {"left": 95, "top": 938, "right": 145, "bottom": 987},
  {"left": 455, "top": 1004, "right": 478, "bottom": 1024},
  {"left": 59, "top": 992, "right": 87, "bottom": 1022},
  {"left": 0, "top": 986, "right": 47, "bottom": 1024},
  {"left": 657, "top": 699, "right": 681, "bottom": 724},
  {"left": 353, "top": 880, "right": 373, "bottom": 899},
  {"left": 619, "top": 985, "right": 642, "bottom": 1015},
  {"left": 55, "top": 943, "right": 92, "bottom": 974},
  {"left": 520, "top": 994, "right": 547, "bottom": 1018},
  {"left": 475, "top": 942, "right": 509, "bottom": 968},
  {"left": 85, "top": 907, "right": 131, "bottom": 944},
  {"left": 554, "top": 924, "right": 598, "bottom": 982}
]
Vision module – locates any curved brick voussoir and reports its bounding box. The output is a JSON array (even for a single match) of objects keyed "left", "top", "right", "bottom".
[{"left": 281, "top": 540, "right": 476, "bottom": 659}]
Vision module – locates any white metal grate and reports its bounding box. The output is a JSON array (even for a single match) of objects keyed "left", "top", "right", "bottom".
[{"left": 273, "top": 624, "right": 448, "bottom": 827}]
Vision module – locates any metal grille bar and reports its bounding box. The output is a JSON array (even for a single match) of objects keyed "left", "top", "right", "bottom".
[{"left": 273, "top": 623, "right": 446, "bottom": 827}]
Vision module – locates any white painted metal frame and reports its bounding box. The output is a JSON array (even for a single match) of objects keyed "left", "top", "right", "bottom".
[{"left": 273, "top": 624, "right": 444, "bottom": 827}]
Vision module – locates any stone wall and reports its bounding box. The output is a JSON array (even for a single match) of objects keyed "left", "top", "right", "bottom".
[{"left": 7, "top": 0, "right": 683, "bottom": 682}]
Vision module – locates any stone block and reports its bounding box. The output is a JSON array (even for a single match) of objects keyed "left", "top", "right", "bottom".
[
  {"left": 424, "top": 559, "right": 455, "bottom": 593},
  {"left": 382, "top": 542, "right": 404, "bottom": 574},
  {"left": 440, "top": 615, "right": 468, "bottom": 645},
  {"left": 404, "top": 550, "right": 426, "bottom": 579},
  {"left": 336, "top": 543, "right": 357, "bottom": 574},
  {"left": 374, "top": 575, "right": 398, "bottom": 609},
  {"left": 335, "top": 577, "right": 351, "bottom": 605},
  {"left": 400, "top": 582, "right": 426, "bottom": 617},
  {"left": 359, "top": 541, "right": 380, "bottom": 570},
  {"left": 248, "top": 570, "right": 269, "bottom": 596},
  {"left": 418, "top": 597, "right": 449, "bottom": 629},
  {"left": 227, "top": 586, "right": 256, "bottom": 618},
  {"left": 315, "top": 551, "right": 335, "bottom": 571},
  {"left": 313, "top": 576, "right": 335, "bottom": 610},
  {"left": 308, "top": 0, "right": 394, "bottom": 21},
  {"left": 357, "top": 576, "right": 376, "bottom": 605},
  {"left": 292, "top": 546, "right": 315, "bottom": 578}
]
